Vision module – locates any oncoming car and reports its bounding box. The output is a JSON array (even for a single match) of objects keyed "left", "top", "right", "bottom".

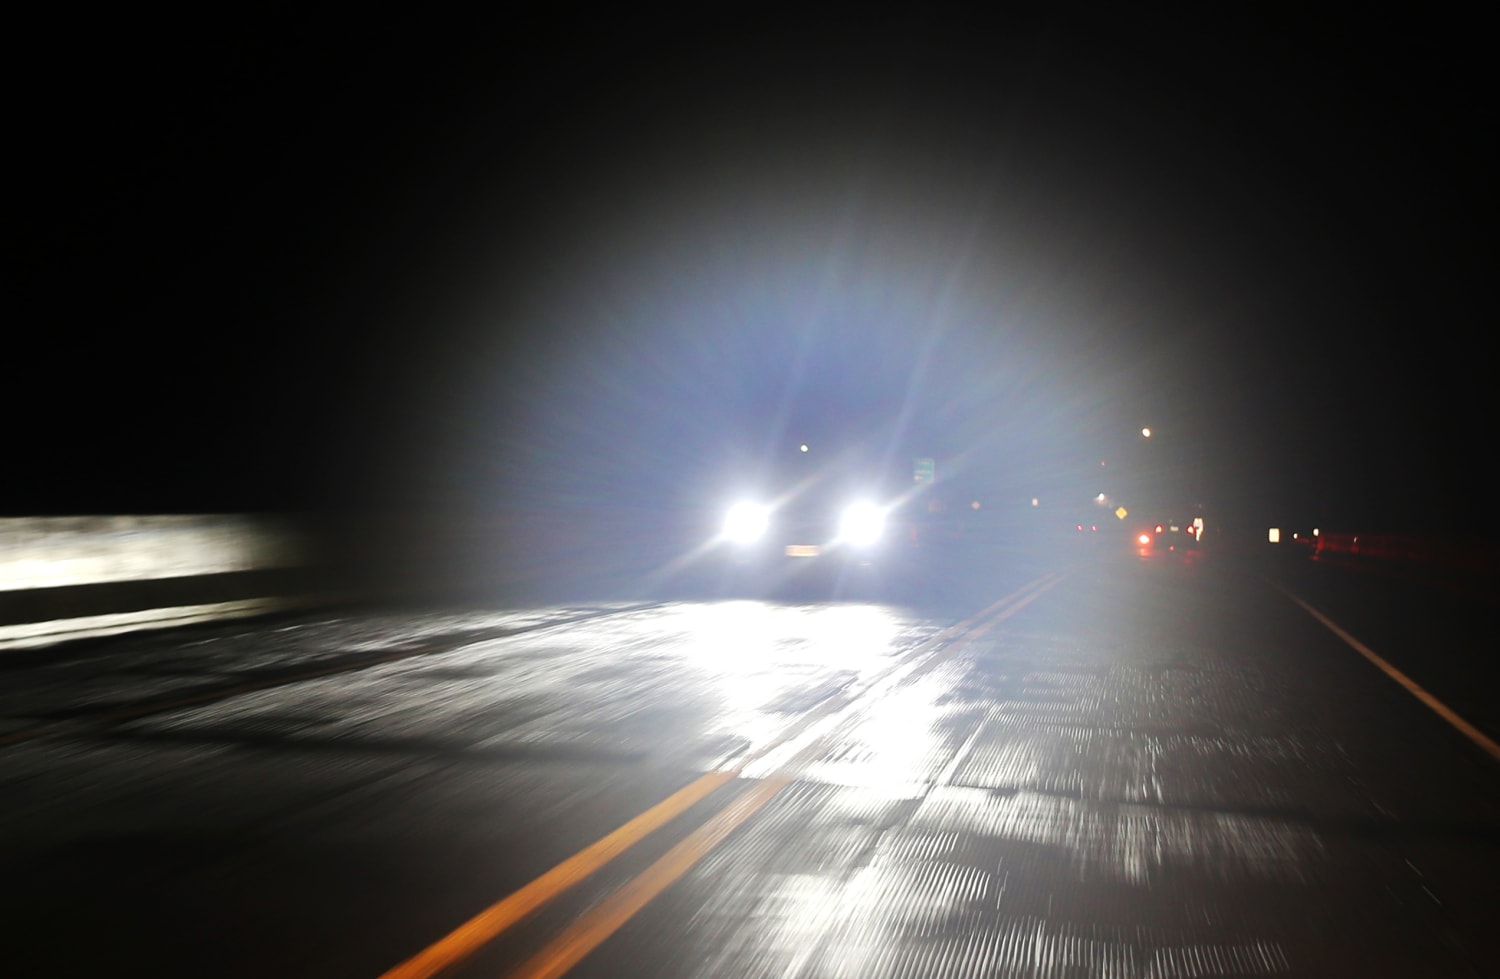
[
  {"left": 708, "top": 443, "right": 926, "bottom": 591},
  {"left": 721, "top": 496, "right": 896, "bottom": 565}
]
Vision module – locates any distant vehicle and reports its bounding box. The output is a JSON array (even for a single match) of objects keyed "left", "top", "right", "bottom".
[{"left": 1132, "top": 510, "right": 1206, "bottom": 560}]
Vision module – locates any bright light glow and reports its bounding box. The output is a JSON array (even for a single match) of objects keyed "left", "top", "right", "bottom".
[
  {"left": 1268, "top": 528, "right": 1281, "bottom": 543},
  {"left": 1312, "top": 527, "right": 1320, "bottom": 537},
  {"left": 971, "top": 501, "right": 981, "bottom": 510},
  {"left": 838, "top": 501, "right": 885, "bottom": 547},
  {"left": 787, "top": 677, "right": 947, "bottom": 792},
  {"left": 723, "top": 503, "right": 770, "bottom": 543},
  {"left": 1031, "top": 497, "right": 1039, "bottom": 507},
  {"left": 1141, "top": 427, "right": 1152, "bottom": 438},
  {"left": 1096, "top": 493, "right": 1107, "bottom": 503},
  {"left": 652, "top": 603, "right": 909, "bottom": 769},
  {"left": 1139, "top": 533, "right": 1151, "bottom": 545},
  {"left": 0, "top": 514, "right": 300, "bottom": 591},
  {"left": 799, "top": 444, "right": 809, "bottom": 453}
]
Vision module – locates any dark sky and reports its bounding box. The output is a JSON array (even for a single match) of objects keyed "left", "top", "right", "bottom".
[{"left": 9, "top": 10, "right": 1491, "bottom": 535}]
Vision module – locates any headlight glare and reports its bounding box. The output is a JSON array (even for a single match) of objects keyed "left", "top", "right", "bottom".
[
  {"left": 724, "top": 502, "right": 770, "bottom": 544},
  {"left": 839, "top": 501, "right": 885, "bottom": 547}
]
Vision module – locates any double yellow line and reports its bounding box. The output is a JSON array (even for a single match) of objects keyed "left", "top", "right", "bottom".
[{"left": 380, "top": 571, "right": 1067, "bottom": 979}]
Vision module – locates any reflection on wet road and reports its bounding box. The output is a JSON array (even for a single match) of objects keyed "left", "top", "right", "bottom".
[{"left": 2, "top": 559, "right": 1496, "bottom": 978}]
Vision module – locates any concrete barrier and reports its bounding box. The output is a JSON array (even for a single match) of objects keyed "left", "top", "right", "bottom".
[
  {"left": 0, "top": 515, "right": 323, "bottom": 649},
  {"left": 0, "top": 508, "right": 690, "bottom": 649}
]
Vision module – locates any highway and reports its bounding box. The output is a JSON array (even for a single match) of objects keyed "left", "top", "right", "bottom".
[{"left": 2, "top": 549, "right": 1496, "bottom": 978}]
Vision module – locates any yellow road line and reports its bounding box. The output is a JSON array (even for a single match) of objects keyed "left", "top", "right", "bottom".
[
  {"left": 377, "top": 569, "right": 1064, "bottom": 977},
  {"left": 1272, "top": 582, "right": 1500, "bottom": 762},
  {"left": 962, "top": 572, "right": 1067, "bottom": 639},
  {"left": 504, "top": 775, "right": 793, "bottom": 979},
  {"left": 506, "top": 576, "right": 1072, "bottom": 977},
  {"left": 377, "top": 771, "right": 737, "bottom": 979}
]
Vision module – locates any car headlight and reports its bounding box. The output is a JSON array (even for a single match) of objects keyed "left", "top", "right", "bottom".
[
  {"left": 839, "top": 501, "right": 885, "bottom": 547},
  {"left": 723, "top": 502, "right": 770, "bottom": 543}
]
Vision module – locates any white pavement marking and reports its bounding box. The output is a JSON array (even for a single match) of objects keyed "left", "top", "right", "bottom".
[{"left": 1267, "top": 577, "right": 1500, "bottom": 763}]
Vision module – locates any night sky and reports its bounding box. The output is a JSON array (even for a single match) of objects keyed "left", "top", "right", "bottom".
[{"left": 10, "top": 11, "right": 1490, "bottom": 537}]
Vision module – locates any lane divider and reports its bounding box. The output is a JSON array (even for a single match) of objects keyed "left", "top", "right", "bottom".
[
  {"left": 505, "top": 775, "right": 794, "bottom": 979},
  {"left": 379, "top": 570, "right": 1069, "bottom": 979},
  {"left": 378, "top": 771, "right": 737, "bottom": 979},
  {"left": 1265, "top": 578, "right": 1500, "bottom": 763}
]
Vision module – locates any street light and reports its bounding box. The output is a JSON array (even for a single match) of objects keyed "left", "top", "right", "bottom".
[{"left": 1141, "top": 427, "right": 1152, "bottom": 438}]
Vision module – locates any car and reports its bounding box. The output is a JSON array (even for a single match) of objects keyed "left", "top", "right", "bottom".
[
  {"left": 710, "top": 442, "right": 926, "bottom": 592},
  {"left": 1131, "top": 511, "right": 1206, "bottom": 562}
]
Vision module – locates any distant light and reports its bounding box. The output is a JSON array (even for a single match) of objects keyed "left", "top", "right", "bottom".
[
  {"left": 1096, "top": 493, "right": 1107, "bottom": 503},
  {"left": 1031, "top": 497, "right": 1039, "bottom": 507},
  {"left": 1268, "top": 528, "right": 1281, "bottom": 543},
  {"left": 1091, "top": 525, "right": 1098, "bottom": 532},
  {"left": 1312, "top": 527, "right": 1320, "bottom": 537},
  {"left": 971, "top": 501, "right": 981, "bottom": 510},
  {"left": 1155, "top": 525, "right": 1164, "bottom": 534},
  {"left": 1292, "top": 532, "right": 1299, "bottom": 540},
  {"left": 1141, "top": 427, "right": 1152, "bottom": 438},
  {"left": 799, "top": 444, "right": 809, "bottom": 453},
  {"left": 1138, "top": 533, "right": 1151, "bottom": 545},
  {"left": 1114, "top": 506, "right": 1128, "bottom": 520}
]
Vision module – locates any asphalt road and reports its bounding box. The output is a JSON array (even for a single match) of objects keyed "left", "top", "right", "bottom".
[{"left": 2, "top": 549, "right": 1496, "bottom": 978}]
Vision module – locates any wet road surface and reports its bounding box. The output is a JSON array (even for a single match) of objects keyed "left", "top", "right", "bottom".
[{"left": 2, "top": 554, "right": 1496, "bottom": 978}]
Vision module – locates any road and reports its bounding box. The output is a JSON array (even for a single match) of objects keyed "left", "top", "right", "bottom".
[{"left": 2, "top": 549, "right": 1496, "bottom": 978}]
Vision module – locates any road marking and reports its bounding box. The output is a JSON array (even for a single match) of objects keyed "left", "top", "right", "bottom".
[
  {"left": 1272, "top": 581, "right": 1500, "bottom": 762},
  {"left": 377, "top": 570, "right": 1065, "bottom": 978},
  {"left": 505, "top": 775, "right": 793, "bottom": 979},
  {"left": 960, "top": 572, "right": 1066, "bottom": 639},
  {"left": 377, "top": 771, "right": 737, "bottom": 979}
]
